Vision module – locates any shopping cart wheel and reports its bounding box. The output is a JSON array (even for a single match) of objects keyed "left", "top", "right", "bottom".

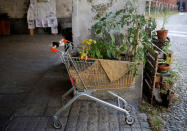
[
  {"left": 126, "top": 116, "right": 135, "bottom": 125},
  {"left": 53, "top": 120, "right": 62, "bottom": 129},
  {"left": 124, "top": 105, "right": 132, "bottom": 113}
]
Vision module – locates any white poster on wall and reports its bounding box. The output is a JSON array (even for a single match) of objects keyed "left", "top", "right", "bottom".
[{"left": 27, "top": 0, "right": 58, "bottom": 33}]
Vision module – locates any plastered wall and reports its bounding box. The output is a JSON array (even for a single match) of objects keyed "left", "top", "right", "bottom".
[
  {"left": 72, "top": 0, "right": 146, "bottom": 45},
  {"left": 0, "top": 0, "right": 72, "bottom": 18}
]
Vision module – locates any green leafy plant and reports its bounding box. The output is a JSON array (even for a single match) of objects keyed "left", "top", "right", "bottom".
[
  {"left": 160, "top": 70, "right": 180, "bottom": 94},
  {"left": 163, "top": 41, "right": 171, "bottom": 54},
  {"left": 165, "top": 70, "right": 180, "bottom": 85},
  {"left": 91, "top": 1, "right": 155, "bottom": 75},
  {"left": 149, "top": 116, "right": 163, "bottom": 131},
  {"left": 146, "top": 17, "right": 157, "bottom": 36},
  {"left": 87, "top": 40, "right": 126, "bottom": 59},
  {"left": 140, "top": 101, "right": 164, "bottom": 131},
  {"left": 161, "top": 9, "right": 169, "bottom": 30}
]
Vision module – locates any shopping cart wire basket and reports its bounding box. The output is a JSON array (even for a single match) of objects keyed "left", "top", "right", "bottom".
[{"left": 49, "top": 39, "right": 135, "bottom": 129}]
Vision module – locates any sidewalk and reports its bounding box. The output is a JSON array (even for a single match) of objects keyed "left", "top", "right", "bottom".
[{"left": 0, "top": 35, "right": 150, "bottom": 131}]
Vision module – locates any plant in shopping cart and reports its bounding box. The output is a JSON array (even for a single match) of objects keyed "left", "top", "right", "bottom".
[{"left": 79, "top": 39, "right": 96, "bottom": 60}]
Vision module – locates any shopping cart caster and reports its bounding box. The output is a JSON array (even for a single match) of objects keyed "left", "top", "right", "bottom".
[
  {"left": 48, "top": 117, "right": 62, "bottom": 129},
  {"left": 123, "top": 105, "right": 132, "bottom": 113},
  {"left": 126, "top": 116, "right": 135, "bottom": 125},
  {"left": 52, "top": 120, "right": 62, "bottom": 129}
]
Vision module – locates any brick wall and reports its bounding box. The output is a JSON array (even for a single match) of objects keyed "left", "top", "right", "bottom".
[{"left": 153, "top": 0, "right": 177, "bottom": 5}]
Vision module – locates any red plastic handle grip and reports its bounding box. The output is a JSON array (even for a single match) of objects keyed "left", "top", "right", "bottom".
[
  {"left": 50, "top": 47, "right": 59, "bottom": 53},
  {"left": 61, "top": 38, "right": 68, "bottom": 43}
]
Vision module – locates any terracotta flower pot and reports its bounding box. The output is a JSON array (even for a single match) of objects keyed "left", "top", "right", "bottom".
[
  {"left": 169, "top": 93, "right": 174, "bottom": 105},
  {"left": 169, "top": 84, "right": 174, "bottom": 89},
  {"left": 158, "top": 63, "right": 170, "bottom": 73},
  {"left": 156, "top": 30, "right": 168, "bottom": 41}
]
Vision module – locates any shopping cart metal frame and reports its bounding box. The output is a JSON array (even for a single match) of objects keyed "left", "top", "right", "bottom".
[{"left": 49, "top": 40, "right": 135, "bottom": 129}]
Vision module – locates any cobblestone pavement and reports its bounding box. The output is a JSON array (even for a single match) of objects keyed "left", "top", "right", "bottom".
[
  {"left": 157, "top": 13, "right": 187, "bottom": 131},
  {"left": 0, "top": 35, "right": 150, "bottom": 131}
]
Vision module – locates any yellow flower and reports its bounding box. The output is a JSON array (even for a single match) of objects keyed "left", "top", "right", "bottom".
[
  {"left": 87, "top": 41, "right": 91, "bottom": 45},
  {"left": 83, "top": 53, "right": 86, "bottom": 56},
  {"left": 85, "top": 55, "right": 88, "bottom": 60},
  {"left": 81, "top": 55, "right": 84, "bottom": 59},
  {"left": 82, "top": 40, "right": 87, "bottom": 45},
  {"left": 89, "top": 39, "right": 93, "bottom": 42},
  {"left": 94, "top": 40, "right": 96, "bottom": 44}
]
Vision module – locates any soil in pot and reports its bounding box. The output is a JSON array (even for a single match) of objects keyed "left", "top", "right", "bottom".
[
  {"left": 158, "top": 63, "right": 170, "bottom": 73},
  {"left": 156, "top": 30, "right": 168, "bottom": 41}
]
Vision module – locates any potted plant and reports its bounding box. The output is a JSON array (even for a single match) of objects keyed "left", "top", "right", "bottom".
[
  {"left": 159, "top": 69, "right": 180, "bottom": 107},
  {"left": 88, "top": 2, "right": 155, "bottom": 76},
  {"left": 165, "top": 70, "right": 180, "bottom": 88},
  {"left": 156, "top": 9, "right": 169, "bottom": 41},
  {"left": 169, "top": 89, "right": 175, "bottom": 105},
  {"left": 145, "top": 17, "right": 157, "bottom": 37},
  {"left": 158, "top": 42, "right": 172, "bottom": 73},
  {"left": 158, "top": 63, "right": 170, "bottom": 73}
]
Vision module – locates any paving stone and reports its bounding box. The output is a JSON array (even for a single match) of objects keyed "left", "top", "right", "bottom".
[
  {"left": 76, "top": 120, "right": 88, "bottom": 131},
  {"left": 65, "top": 119, "right": 78, "bottom": 128},
  {"left": 87, "top": 121, "right": 98, "bottom": 131},
  {"left": 0, "top": 35, "right": 153, "bottom": 131},
  {"left": 65, "top": 127, "right": 76, "bottom": 131},
  {"left": 15, "top": 104, "right": 46, "bottom": 116},
  {"left": 140, "top": 122, "right": 149, "bottom": 128},
  {"left": 119, "top": 127, "right": 132, "bottom": 131},
  {"left": 98, "top": 122, "right": 109, "bottom": 131},
  {"left": 131, "top": 128, "right": 142, "bottom": 131},
  {"left": 24, "top": 95, "right": 49, "bottom": 105},
  {"left": 137, "top": 113, "right": 148, "bottom": 122},
  {"left": 109, "top": 122, "right": 120, "bottom": 131},
  {"left": 44, "top": 107, "right": 61, "bottom": 116},
  {"left": 141, "top": 128, "right": 151, "bottom": 131},
  {"left": 47, "top": 97, "right": 62, "bottom": 107},
  {"left": 131, "top": 123, "right": 141, "bottom": 128},
  {"left": 0, "top": 94, "right": 25, "bottom": 108}
]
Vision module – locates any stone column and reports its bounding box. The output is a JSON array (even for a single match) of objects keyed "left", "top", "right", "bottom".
[{"left": 72, "top": 0, "right": 146, "bottom": 46}]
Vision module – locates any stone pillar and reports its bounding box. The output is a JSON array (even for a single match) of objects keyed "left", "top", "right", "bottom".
[{"left": 72, "top": 0, "right": 146, "bottom": 46}]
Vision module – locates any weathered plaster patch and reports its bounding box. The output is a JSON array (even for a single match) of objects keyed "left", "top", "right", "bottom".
[{"left": 87, "top": 0, "right": 113, "bottom": 16}]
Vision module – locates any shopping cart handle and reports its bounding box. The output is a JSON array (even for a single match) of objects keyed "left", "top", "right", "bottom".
[
  {"left": 50, "top": 38, "right": 73, "bottom": 53},
  {"left": 52, "top": 42, "right": 60, "bottom": 48},
  {"left": 50, "top": 46, "right": 59, "bottom": 53}
]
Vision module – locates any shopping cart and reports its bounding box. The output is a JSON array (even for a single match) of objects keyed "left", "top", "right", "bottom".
[{"left": 49, "top": 39, "right": 135, "bottom": 129}]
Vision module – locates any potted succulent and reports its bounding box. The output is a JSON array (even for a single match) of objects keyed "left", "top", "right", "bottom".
[{"left": 156, "top": 9, "right": 169, "bottom": 41}]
